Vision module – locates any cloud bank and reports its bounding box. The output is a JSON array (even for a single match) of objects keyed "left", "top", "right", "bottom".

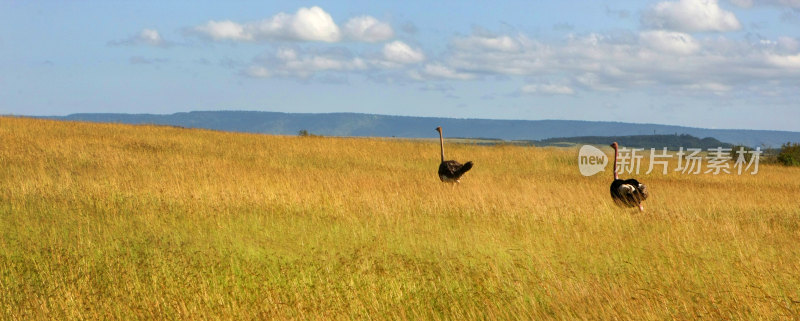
[
  {"left": 191, "top": 7, "right": 394, "bottom": 43},
  {"left": 642, "top": 0, "right": 741, "bottom": 32},
  {"left": 120, "top": 5, "right": 799, "bottom": 101}
]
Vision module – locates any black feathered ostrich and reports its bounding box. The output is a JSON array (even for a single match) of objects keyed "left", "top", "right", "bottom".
[
  {"left": 435, "top": 126, "right": 473, "bottom": 183},
  {"left": 609, "top": 142, "right": 648, "bottom": 211}
]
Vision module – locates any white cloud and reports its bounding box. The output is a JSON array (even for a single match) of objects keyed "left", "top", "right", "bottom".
[
  {"left": 286, "top": 6, "right": 341, "bottom": 42},
  {"left": 138, "top": 29, "right": 164, "bottom": 46},
  {"left": 521, "top": 83, "right": 575, "bottom": 95},
  {"left": 682, "top": 82, "right": 732, "bottom": 92},
  {"left": 642, "top": 0, "right": 742, "bottom": 32},
  {"left": 192, "top": 7, "right": 394, "bottom": 43},
  {"left": 765, "top": 53, "right": 800, "bottom": 68},
  {"left": 244, "top": 66, "right": 271, "bottom": 78},
  {"left": 193, "top": 6, "right": 341, "bottom": 42},
  {"left": 431, "top": 28, "right": 800, "bottom": 97},
  {"left": 575, "top": 73, "right": 622, "bottom": 91},
  {"left": 299, "top": 56, "right": 365, "bottom": 71},
  {"left": 757, "top": 37, "right": 800, "bottom": 54},
  {"left": 729, "top": 0, "right": 800, "bottom": 8},
  {"left": 240, "top": 42, "right": 424, "bottom": 79},
  {"left": 343, "top": 16, "right": 394, "bottom": 42},
  {"left": 639, "top": 30, "right": 700, "bottom": 55},
  {"left": 247, "top": 47, "right": 368, "bottom": 78},
  {"left": 194, "top": 20, "right": 251, "bottom": 41},
  {"left": 110, "top": 28, "right": 170, "bottom": 47},
  {"left": 276, "top": 48, "right": 298, "bottom": 61},
  {"left": 420, "top": 64, "right": 476, "bottom": 80},
  {"left": 778, "top": 36, "right": 800, "bottom": 52},
  {"left": 382, "top": 41, "right": 425, "bottom": 64},
  {"left": 452, "top": 33, "right": 521, "bottom": 52}
]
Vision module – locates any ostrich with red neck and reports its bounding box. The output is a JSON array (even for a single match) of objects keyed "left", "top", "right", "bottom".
[
  {"left": 609, "top": 142, "right": 648, "bottom": 211},
  {"left": 435, "top": 126, "right": 473, "bottom": 183}
]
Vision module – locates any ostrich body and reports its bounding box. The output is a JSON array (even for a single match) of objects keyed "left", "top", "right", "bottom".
[
  {"left": 610, "top": 142, "right": 648, "bottom": 211},
  {"left": 436, "top": 126, "right": 473, "bottom": 183}
]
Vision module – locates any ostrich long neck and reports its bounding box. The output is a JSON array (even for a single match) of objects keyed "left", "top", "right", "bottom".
[
  {"left": 613, "top": 144, "right": 619, "bottom": 180},
  {"left": 438, "top": 130, "right": 445, "bottom": 162}
]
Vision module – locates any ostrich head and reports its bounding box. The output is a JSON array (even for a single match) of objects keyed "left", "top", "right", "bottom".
[
  {"left": 610, "top": 142, "right": 618, "bottom": 149},
  {"left": 435, "top": 126, "right": 442, "bottom": 132}
]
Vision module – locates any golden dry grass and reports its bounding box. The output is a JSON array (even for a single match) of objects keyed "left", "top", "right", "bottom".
[{"left": 1, "top": 116, "right": 799, "bottom": 320}]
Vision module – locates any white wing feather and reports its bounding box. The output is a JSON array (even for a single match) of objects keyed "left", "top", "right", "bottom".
[{"left": 618, "top": 184, "right": 636, "bottom": 195}]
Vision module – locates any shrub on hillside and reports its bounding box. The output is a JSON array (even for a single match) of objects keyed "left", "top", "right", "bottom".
[{"left": 777, "top": 142, "right": 800, "bottom": 166}]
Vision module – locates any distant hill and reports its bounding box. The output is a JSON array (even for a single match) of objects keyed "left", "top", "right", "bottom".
[
  {"left": 534, "top": 134, "right": 733, "bottom": 149},
  {"left": 48, "top": 111, "right": 800, "bottom": 147}
]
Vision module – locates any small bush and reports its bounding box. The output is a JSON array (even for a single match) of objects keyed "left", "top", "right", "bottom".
[
  {"left": 298, "top": 129, "right": 316, "bottom": 137},
  {"left": 777, "top": 142, "right": 800, "bottom": 166}
]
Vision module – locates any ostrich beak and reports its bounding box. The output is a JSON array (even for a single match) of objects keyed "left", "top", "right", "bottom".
[{"left": 638, "top": 204, "right": 644, "bottom": 212}]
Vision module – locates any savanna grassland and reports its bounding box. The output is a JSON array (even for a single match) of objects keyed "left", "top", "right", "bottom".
[{"left": 1, "top": 116, "right": 799, "bottom": 320}]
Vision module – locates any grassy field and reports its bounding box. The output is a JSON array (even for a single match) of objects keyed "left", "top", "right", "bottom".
[{"left": 1, "top": 116, "right": 799, "bottom": 320}]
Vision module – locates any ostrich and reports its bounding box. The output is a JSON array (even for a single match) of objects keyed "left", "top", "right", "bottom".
[
  {"left": 609, "top": 142, "right": 648, "bottom": 211},
  {"left": 435, "top": 126, "right": 473, "bottom": 183}
]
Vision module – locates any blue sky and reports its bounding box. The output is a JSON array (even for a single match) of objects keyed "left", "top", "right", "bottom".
[{"left": 2, "top": 0, "right": 799, "bottom": 131}]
